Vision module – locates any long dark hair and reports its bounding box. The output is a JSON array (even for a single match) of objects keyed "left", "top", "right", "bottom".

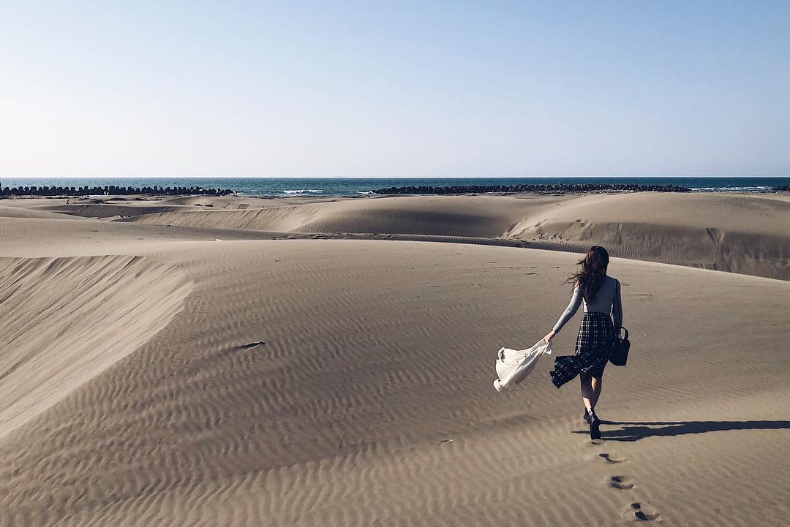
[{"left": 567, "top": 246, "right": 609, "bottom": 301}]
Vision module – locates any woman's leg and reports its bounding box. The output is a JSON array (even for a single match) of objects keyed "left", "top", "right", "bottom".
[
  {"left": 580, "top": 374, "right": 604, "bottom": 411},
  {"left": 590, "top": 376, "right": 603, "bottom": 409},
  {"left": 580, "top": 373, "right": 594, "bottom": 412}
]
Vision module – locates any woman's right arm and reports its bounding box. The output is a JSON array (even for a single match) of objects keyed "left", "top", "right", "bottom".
[{"left": 551, "top": 285, "right": 583, "bottom": 335}]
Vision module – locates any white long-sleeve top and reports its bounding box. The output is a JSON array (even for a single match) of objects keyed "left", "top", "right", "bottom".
[{"left": 552, "top": 275, "right": 623, "bottom": 334}]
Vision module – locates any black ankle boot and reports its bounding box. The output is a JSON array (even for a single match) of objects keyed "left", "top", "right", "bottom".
[{"left": 589, "top": 410, "right": 601, "bottom": 440}]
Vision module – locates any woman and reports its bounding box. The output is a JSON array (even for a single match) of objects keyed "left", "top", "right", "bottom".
[{"left": 544, "top": 246, "right": 623, "bottom": 440}]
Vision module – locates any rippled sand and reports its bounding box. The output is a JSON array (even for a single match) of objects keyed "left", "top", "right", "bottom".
[{"left": 1, "top": 192, "right": 789, "bottom": 526}]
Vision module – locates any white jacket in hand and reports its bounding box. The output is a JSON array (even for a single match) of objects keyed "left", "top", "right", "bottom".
[{"left": 494, "top": 339, "right": 553, "bottom": 392}]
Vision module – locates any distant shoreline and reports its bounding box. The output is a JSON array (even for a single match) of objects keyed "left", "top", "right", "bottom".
[
  {"left": 3, "top": 182, "right": 788, "bottom": 198},
  {"left": 2, "top": 177, "right": 788, "bottom": 198}
]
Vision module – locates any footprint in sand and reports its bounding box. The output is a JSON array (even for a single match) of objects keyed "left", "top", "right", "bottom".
[
  {"left": 579, "top": 438, "right": 606, "bottom": 448},
  {"left": 609, "top": 475, "right": 635, "bottom": 490},
  {"left": 599, "top": 452, "right": 627, "bottom": 464},
  {"left": 621, "top": 502, "right": 661, "bottom": 522}
]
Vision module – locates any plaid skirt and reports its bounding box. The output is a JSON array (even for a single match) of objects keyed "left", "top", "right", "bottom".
[{"left": 550, "top": 312, "right": 614, "bottom": 388}]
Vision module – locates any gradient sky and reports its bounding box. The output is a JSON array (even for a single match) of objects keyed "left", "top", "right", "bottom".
[{"left": 1, "top": 0, "right": 788, "bottom": 177}]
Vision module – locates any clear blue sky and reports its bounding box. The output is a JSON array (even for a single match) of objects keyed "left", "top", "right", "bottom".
[{"left": 1, "top": 0, "right": 788, "bottom": 177}]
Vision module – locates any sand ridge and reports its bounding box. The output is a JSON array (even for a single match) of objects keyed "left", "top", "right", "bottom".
[
  {"left": 110, "top": 194, "right": 556, "bottom": 238},
  {"left": 45, "top": 192, "right": 790, "bottom": 280},
  {"left": 0, "top": 255, "right": 193, "bottom": 439}
]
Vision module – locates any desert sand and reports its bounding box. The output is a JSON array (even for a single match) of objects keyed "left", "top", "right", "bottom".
[{"left": 1, "top": 191, "right": 789, "bottom": 526}]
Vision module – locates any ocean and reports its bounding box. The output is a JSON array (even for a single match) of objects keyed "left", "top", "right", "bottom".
[{"left": 1, "top": 177, "right": 788, "bottom": 197}]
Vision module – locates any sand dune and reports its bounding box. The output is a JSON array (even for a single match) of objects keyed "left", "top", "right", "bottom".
[
  {"left": 116, "top": 195, "right": 557, "bottom": 237},
  {"left": 0, "top": 204, "right": 91, "bottom": 220},
  {"left": 504, "top": 192, "right": 790, "bottom": 280},
  {"left": 0, "top": 195, "right": 789, "bottom": 526},
  {"left": 48, "top": 203, "right": 191, "bottom": 219},
  {"left": 48, "top": 192, "right": 790, "bottom": 280}
]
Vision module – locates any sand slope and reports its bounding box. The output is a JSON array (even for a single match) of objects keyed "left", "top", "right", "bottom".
[
  {"left": 505, "top": 192, "right": 790, "bottom": 280},
  {"left": 0, "top": 255, "right": 192, "bottom": 438}
]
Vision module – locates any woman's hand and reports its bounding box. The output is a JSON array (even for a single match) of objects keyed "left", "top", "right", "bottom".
[{"left": 544, "top": 330, "right": 556, "bottom": 343}]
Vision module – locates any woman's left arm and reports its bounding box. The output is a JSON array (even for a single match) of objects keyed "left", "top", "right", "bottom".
[{"left": 613, "top": 279, "right": 623, "bottom": 333}]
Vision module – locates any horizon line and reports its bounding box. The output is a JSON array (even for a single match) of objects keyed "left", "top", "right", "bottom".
[{"left": 2, "top": 175, "right": 788, "bottom": 179}]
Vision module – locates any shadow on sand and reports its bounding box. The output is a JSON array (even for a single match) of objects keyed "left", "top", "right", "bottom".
[{"left": 573, "top": 420, "right": 790, "bottom": 442}]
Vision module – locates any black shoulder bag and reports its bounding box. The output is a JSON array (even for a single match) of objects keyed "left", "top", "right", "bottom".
[{"left": 609, "top": 327, "right": 630, "bottom": 366}]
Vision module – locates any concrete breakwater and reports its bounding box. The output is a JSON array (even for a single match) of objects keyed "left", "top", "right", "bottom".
[
  {"left": 374, "top": 183, "right": 693, "bottom": 195},
  {"left": 0, "top": 184, "right": 234, "bottom": 198}
]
